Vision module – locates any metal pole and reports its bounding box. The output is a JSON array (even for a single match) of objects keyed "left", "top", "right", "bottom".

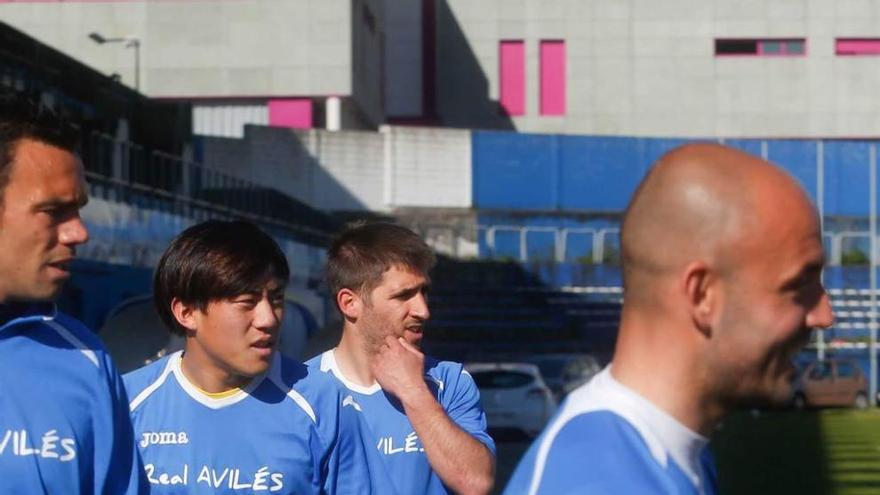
[
  {"left": 870, "top": 143, "right": 877, "bottom": 405},
  {"left": 559, "top": 229, "right": 568, "bottom": 263},
  {"left": 487, "top": 226, "right": 496, "bottom": 256},
  {"left": 595, "top": 229, "right": 605, "bottom": 265},
  {"left": 133, "top": 40, "right": 140, "bottom": 92},
  {"left": 382, "top": 126, "right": 393, "bottom": 208},
  {"left": 555, "top": 228, "right": 564, "bottom": 263},
  {"left": 817, "top": 140, "right": 826, "bottom": 361}
]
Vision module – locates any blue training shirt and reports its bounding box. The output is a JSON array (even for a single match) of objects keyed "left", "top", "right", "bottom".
[
  {"left": 124, "top": 350, "right": 390, "bottom": 494},
  {"left": 505, "top": 367, "right": 718, "bottom": 495},
  {"left": 307, "top": 349, "right": 496, "bottom": 495},
  {"left": 0, "top": 303, "right": 147, "bottom": 494}
]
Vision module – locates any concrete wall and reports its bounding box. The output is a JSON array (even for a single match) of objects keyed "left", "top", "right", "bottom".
[
  {"left": 199, "top": 125, "right": 316, "bottom": 202},
  {"left": 0, "top": 0, "right": 354, "bottom": 99},
  {"left": 386, "top": 126, "right": 471, "bottom": 207},
  {"left": 198, "top": 124, "right": 473, "bottom": 212},
  {"left": 11, "top": 0, "right": 880, "bottom": 137},
  {"left": 435, "top": 0, "right": 880, "bottom": 138},
  {"left": 193, "top": 103, "right": 269, "bottom": 138},
  {"left": 311, "top": 128, "right": 387, "bottom": 210}
]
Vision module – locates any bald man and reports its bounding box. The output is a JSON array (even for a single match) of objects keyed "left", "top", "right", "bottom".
[{"left": 504, "top": 144, "right": 834, "bottom": 495}]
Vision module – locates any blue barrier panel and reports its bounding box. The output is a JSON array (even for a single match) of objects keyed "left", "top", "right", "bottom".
[
  {"left": 525, "top": 229, "right": 556, "bottom": 261},
  {"left": 842, "top": 266, "right": 872, "bottom": 289},
  {"left": 823, "top": 267, "right": 845, "bottom": 289},
  {"left": 638, "top": 137, "right": 694, "bottom": 172},
  {"left": 568, "top": 264, "right": 623, "bottom": 287},
  {"left": 473, "top": 131, "right": 559, "bottom": 209},
  {"left": 563, "top": 231, "right": 593, "bottom": 262},
  {"left": 477, "top": 213, "right": 622, "bottom": 260},
  {"left": 549, "top": 263, "right": 575, "bottom": 286},
  {"left": 723, "top": 139, "right": 763, "bottom": 157},
  {"left": 490, "top": 228, "right": 521, "bottom": 260},
  {"left": 478, "top": 214, "right": 620, "bottom": 230},
  {"left": 559, "top": 136, "right": 641, "bottom": 211},
  {"left": 478, "top": 214, "right": 519, "bottom": 258},
  {"left": 822, "top": 266, "right": 880, "bottom": 289},
  {"left": 824, "top": 141, "right": 871, "bottom": 217},
  {"left": 767, "top": 140, "right": 819, "bottom": 200},
  {"left": 558, "top": 137, "right": 708, "bottom": 211}
]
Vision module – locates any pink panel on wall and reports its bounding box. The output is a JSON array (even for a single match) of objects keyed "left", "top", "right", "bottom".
[
  {"left": 499, "top": 41, "right": 525, "bottom": 116},
  {"left": 837, "top": 39, "right": 880, "bottom": 55},
  {"left": 540, "top": 40, "right": 566, "bottom": 116},
  {"left": 268, "top": 99, "right": 313, "bottom": 129}
]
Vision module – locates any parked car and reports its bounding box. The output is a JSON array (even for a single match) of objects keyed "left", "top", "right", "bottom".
[
  {"left": 466, "top": 362, "right": 557, "bottom": 438},
  {"left": 793, "top": 359, "right": 869, "bottom": 409},
  {"left": 526, "top": 353, "right": 602, "bottom": 399}
]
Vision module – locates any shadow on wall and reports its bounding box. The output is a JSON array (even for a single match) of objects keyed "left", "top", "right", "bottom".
[
  {"left": 434, "top": 0, "right": 515, "bottom": 130},
  {"left": 196, "top": 126, "right": 372, "bottom": 214}
]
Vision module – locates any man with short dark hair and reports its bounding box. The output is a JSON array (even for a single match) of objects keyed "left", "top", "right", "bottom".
[
  {"left": 124, "top": 220, "right": 389, "bottom": 494},
  {"left": 0, "top": 96, "right": 147, "bottom": 493},
  {"left": 307, "top": 222, "right": 496, "bottom": 495},
  {"left": 505, "top": 144, "right": 835, "bottom": 494}
]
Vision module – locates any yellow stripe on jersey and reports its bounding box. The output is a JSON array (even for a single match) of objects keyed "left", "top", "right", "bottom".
[
  {"left": 178, "top": 356, "right": 243, "bottom": 399},
  {"left": 195, "top": 386, "right": 242, "bottom": 399}
]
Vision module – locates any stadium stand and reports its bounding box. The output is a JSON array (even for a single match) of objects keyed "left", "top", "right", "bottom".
[{"left": 0, "top": 23, "right": 336, "bottom": 333}]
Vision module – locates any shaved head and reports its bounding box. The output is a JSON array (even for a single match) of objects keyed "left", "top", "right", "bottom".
[
  {"left": 621, "top": 143, "right": 815, "bottom": 307},
  {"left": 612, "top": 143, "right": 832, "bottom": 434}
]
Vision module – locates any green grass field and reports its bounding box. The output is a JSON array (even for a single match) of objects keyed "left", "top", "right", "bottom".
[{"left": 713, "top": 409, "right": 880, "bottom": 495}]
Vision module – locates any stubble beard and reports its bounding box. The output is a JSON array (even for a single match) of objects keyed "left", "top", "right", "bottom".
[
  {"left": 362, "top": 328, "right": 384, "bottom": 356},
  {"left": 359, "top": 315, "right": 395, "bottom": 357}
]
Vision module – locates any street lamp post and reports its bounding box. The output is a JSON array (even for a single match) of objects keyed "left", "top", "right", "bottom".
[{"left": 88, "top": 32, "right": 141, "bottom": 92}]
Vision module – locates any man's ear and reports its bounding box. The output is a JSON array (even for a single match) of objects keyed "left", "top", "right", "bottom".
[
  {"left": 682, "top": 261, "right": 717, "bottom": 337},
  {"left": 170, "top": 297, "right": 199, "bottom": 333},
  {"left": 336, "top": 288, "right": 362, "bottom": 320}
]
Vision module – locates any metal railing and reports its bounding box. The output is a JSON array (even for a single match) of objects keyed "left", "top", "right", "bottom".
[
  {"left": 80, "top": 131, "right": 332, "bottom": 245},
  {"left": 481, "top": 224, "right": 621, "bottom": 264}
]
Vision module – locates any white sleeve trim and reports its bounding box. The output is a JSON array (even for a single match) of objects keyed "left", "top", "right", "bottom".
[
  {"left": 526, "top": 368, "right": 668, "bottom": 495},
  {"left": 45, "top": 320, "right": 99, "bottom": 368},
  {"left": 285, "top": 388, "right": 317, "bottom": 424},
  {"left": 320, "top": 348, "right": 382, "bottom": 395},
  {"left": 129, "top": 354, "right": 177, "bottom": 412}
]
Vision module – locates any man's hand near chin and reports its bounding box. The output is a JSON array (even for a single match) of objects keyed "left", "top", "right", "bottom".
[{"left": 372, "top": 335, "right": 494, "bottom": 495}]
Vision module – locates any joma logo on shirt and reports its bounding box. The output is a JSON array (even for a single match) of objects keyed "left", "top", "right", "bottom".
[{"left": 140, "top": 431, "right": 190, "bottom": 448}]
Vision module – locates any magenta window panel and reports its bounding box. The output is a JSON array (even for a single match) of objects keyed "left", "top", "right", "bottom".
[
  {"left": 837, "top": 39, "right": 880, "bottom": 55},
  {"left": 540, "top": 40, "right": 566, "bottom": 116},
  {"left": 268, "top": 99, "right": 313, "bottom": 129},
  {"left": 499, "top": 40, "right": 525, "bottom": 116}
]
